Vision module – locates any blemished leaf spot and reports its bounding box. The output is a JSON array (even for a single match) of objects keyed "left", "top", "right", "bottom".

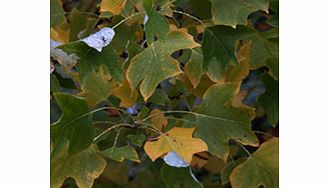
[
  {"left": 81, "top": 27, "right": 115, "bottom": 52},
  {"left": 164, "top": 151, "right": 190, "bottom": 168}
]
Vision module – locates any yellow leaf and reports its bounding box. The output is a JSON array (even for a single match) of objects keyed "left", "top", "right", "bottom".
[
  {"left": 100, "top": 0, "right": 127, "bottom": 15},
  {"left": 112, "top": 78, "right": 138, "bottom": 108},
  {"left": 150, "top": 109, "right": 168, "bottom": 131},
  {"left": 144, "top": 127, "right": 208, "bottom": 164}
]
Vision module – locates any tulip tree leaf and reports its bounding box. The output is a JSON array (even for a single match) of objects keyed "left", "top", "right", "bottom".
[
  {"left": 51, "top": 93, "right": 93, "bottom": 157},
  {"left": 210, "top": 0, "right": 269, "bottom": 28},
  {"left": 58, "top": 41, "right": 124, "bottom": 84},
  {"left": 161, "top": 164, "right": 203, "bottom": 188},
  {"left": 127, "top": 30, "right": 200, "bottom": 100},
  {"left": 258, "top": 73, "right": 279, "bottom": 126},
  {"left": 101, "top": 145, "right": 140, "bottom": 163},
  {"left": 50, "top": 144, "right": 106, "bottom": 188},
  {"left": 144, "top": 8, "right": 170, "bottom": 44},
  {"left": 230, "top": 137, "right": 279, "bottom": 188},
  {"left": 191, "top": 82, "right": 259, "bottom": 160},
  {"left": 202, "top": 25, "right": 253, "bottom": 82},
  {"left": 144, "top": 127, "right": 208, "bottom": 164},
  {"left": 78, "top": 66, "right": 113, "bottom": 107}
]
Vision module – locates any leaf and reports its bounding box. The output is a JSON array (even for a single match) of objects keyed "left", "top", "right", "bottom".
[
  {"left": 144, "top": 7, "right": 170, "bottom": 44},
  {"left": 202, "top": 25, "right": 278, "bottom": 82},
  {"left": 210, "top": 0, "right": 269, "bottom": 28},
  {"left": 249, "top": 31, "right": 279, "bottom": 80},
  {"left": 144, "top": 127, "right": 208, "bottom": 163},
  {"left": 101, "top": 145, "right": 140, "bottom": 163},
  {"left": 184, "top": 48, "right": 204, "bottom": 88},
  {"left": 50, "top": 0, "right": 65, "bottom": 27},
  {"left": 100, "top": 0, "right": 127, "bottom": 15},
  {"left": 191, "top": 82, "right": 259, "bottom": 160},
  {"left": 161, "top": 164, "right": 203, "bottom": 188},
  {"left": 127, "top": 30, "right": 200, "bottom": 100},
  {"left": 150, "top": 109, "right": 168, "bottom": 131},
  {"left": 81, "top": 27, "right": 116, "bottom": 52},
  {"left": 59, "top": 41, "right": 124, "bottom": 84},
  {"left": 202, "top": 25, "right": 253, "bottom": 82},
  {"left": 230, "top": 137, "right": 279, "bottom": 188},
  {"left": 148, "top": 89, "right": 169, "bottom": 106},
  {"left": 127, "top": 134, "right": 146, "bottom": 147},
  {"left": 68, "top": 8, "right": 88, "bottom": 41},
  {"left": 50, "top": 144, "right": 106, "bottom": 188},
  {"left": 112, "top": 78, "right": 138, "bottom": 108},
  {"left": 218, "top": 41, "right": 252, "bottom": 83},
  {"left": 77, "top": 66, "right": 113, "bottom": 107},
  {"left": 258, "top": 73, "right": 279, "bottom": 126},
  {"left": 51, "top": 93, "right": 93, "bottom": 156}
]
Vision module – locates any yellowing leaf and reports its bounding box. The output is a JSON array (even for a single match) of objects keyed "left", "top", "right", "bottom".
[
  {"left": 150, "top": 109, "right": 168, "bottom": 131},
  {"left": 144, "top": 127, "right": 208, "bottom": 163},
  {"left": 51, "top": 144, "right": 106, "bottom": 188},
  {"left": 78, "top": 66, "right": 112, "bottom": 107},
  {"left": 112, "top": 78, "right": 138, "bottom": 108},
  {"left": 127, "top": 30, "right": 200, "bottom": 100},
  {"left": 219, "top": 42, "right": 251, "bottom": 83},
  {"left": 100, "top": 0, "right": 127, "bottom": 15},
  {"left": 230, "top": 138, "right": 279, "bottom": 188}
]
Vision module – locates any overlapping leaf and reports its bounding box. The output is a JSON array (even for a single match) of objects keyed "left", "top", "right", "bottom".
[
  {"left": 101, "top": 145, "right": 140, "bottom": 163},
  {"left": 230, "top": 138, "right": 279, "bottom": 188},
  {"left": 58, "top": 41, "right": 124, "bottom": 83},
  {"left": 210, "top": 0, "right": 269, "bottom": 28},
  {"left": 51, "top": 144, "right": 106, "bottom": 188},
  {"left": 78, "top": 66, "right": 113, "bottom": 107},
  {"left": 191, "top": 82, "right": 259, "bottom": 160},
  {"left": 144, "top": 127, "right": 208, "bottom": 164},
  {"left": 127, "top": 30, "right": 200, "bottom": 100},
  {"left": 51, "top": 93, "right": 93, "bottom": 157}
]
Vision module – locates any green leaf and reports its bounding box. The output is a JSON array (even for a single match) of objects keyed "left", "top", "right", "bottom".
[
  {"left": 184, "top": 48, "right": 204, "bottom": 88},
  {"left": 101, "top": 145, "right": 140, "bottom": 162},
  {"left": 50, "top": 0, "right": 65, "bottom": 27},
  {"left": 144, "top": 8, "right": 170, "bottom": 44},
  {"left": 51, "top": 144, "right": 106, "bottom": 188},
  {"left": 202, "top": 25, "right": 253, "bottom": 82},
  {"left": 51, "top": 93, "right": 93, "bottom": 156},
  {"left": 258, "top": 73, "right": 279, "bottom": 126},
  {"left": 230, "top": 138, "right": 279, "bottom": 188},
  {"left": 210, "top": 0, "right": 269, "bottom": 28},
  {"left": 127, "top": 134, "right": 146, "bottom": 147},
  {"left": 161, "top": 164, "right": 203, "bottom": 188},
  {"left": 148, "top": 88, "right": 169, "bottom": 106},
  {"left": 50, "top": 74, "right": 60, "bottom": 92},
  {"left": 127, "top": 30, "right": 200, "bottom": 100},
  {"left": 191, "top": 82, "right": 259, "bottom": 160},
  {"left": 78, "top": 66, "right": 112, "bottom": 107},
  {"left": 68, "top": 8, "right": 88, "bottom": 41},
  {"left": 249, "top": 30, "right": 279, "bottom": 80},
  {"left": 59, "top": 41, "right": 124, "bottom": 84},
  {"left": 202, "top": 26, "right": 278, "bottom": 82}
]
